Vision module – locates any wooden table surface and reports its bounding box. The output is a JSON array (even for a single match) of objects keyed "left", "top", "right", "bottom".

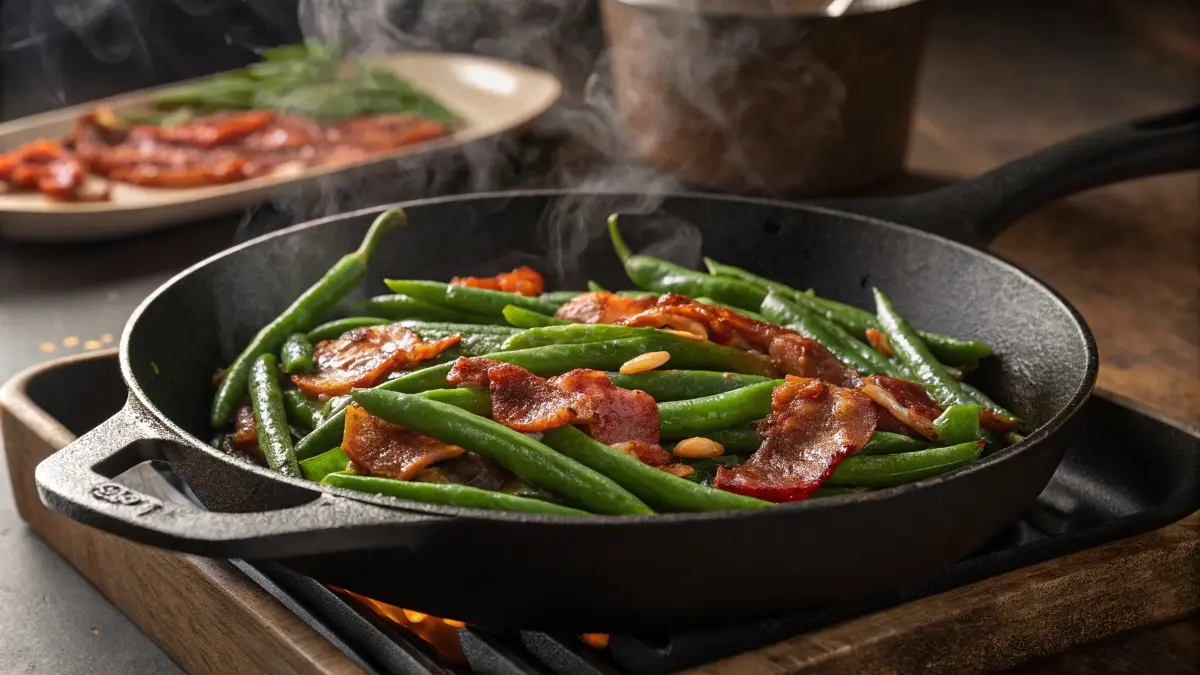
[{"left": 908, "top": 1, "right": 1199, "bottom": 671}]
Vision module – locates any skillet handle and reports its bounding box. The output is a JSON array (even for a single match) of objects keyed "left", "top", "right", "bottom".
[
  {"left": 835, "top": 105, "right": 1200, "bottom": 247},
  {"left": 35, "top": 396, "right": 442, "bottom": 559}
]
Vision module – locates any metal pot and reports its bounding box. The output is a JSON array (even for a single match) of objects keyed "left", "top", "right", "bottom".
[{"left": 601, "top": 0, "right": 929, "bottom": 195}]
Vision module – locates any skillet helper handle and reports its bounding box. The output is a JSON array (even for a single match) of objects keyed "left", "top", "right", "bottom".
[
  {"left": 840, "top": 105, "right": 1200, "bottom": 246},
  {"left": 35, "top": 396, "right": 433, "bottom": 559}
]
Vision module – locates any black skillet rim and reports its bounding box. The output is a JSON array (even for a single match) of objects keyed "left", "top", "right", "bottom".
[{"left": 119, "top": 189, "right": 1100, "bottom": 525}]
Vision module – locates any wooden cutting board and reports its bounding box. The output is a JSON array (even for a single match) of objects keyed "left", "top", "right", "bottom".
[
  {"left": 3, "top": 350, "right": 1198, "bottom": 675},
  {"left": 0, "top": 351, "right": 364, "bottom": 675}
]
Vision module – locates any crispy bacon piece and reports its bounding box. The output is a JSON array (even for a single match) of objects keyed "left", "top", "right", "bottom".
[
  {"left": 145, "top": 110, "right": 276, "bottom": 148},
  {"left": 550, "top": 369, "right": 660, "bottom": 446},
  {"left": 556, "top": 292, "right": 861, "bottom": 386},
  {"left": 621, "top": 294, "right": 737, "bottom": 343},
  {"left": 6, "top": 106, "right": 454, "bottom": 200},
  {"left": 450, "top": 266, "right": 544, "bottom": 297},
  {"left": 337, "top": 115, "right": 451, "bottom": 152},
  {"left": 980, "top": 409, "right": 1020, "bottom": 433},
  {"left": 447, "top": 357, "right": 596, "bottom": 432},
  {"left": 292, "top": 324, "right": 461, "bottom": 397},
  {"left": 612, "top": 440, "right": 675, "bottom": 467},
  {"left": 105, "top": 157, "right": 249, "bottom": 188},
  {"left": 342, "top": 404, "right": 465, "bottom": 480},
  {"left": 232, "top": 404, "right": 259, "bottom": 453},
  {"left": 0, "top": 138, "right": 106, "bottom": 201},
  {"left": 554, "top": 291, "right": 658, "bottom": 324},
  {"left": 445, "top": 356, "right": 495, "bottom": 389},
  {"left": 865, "top": 328, "right": 894, "bottom": 358},
  {"left": 859, "top": 375, "right": 944, "bottom": 441},
  {"left": 714, "top": 377, "right": 876, "bottom": 502},
  {"left": 0, "top": 139, "right": 65, "bottom": 180},
  {"left": 767, "top": 333, "right": 861, "bottom": 388}
]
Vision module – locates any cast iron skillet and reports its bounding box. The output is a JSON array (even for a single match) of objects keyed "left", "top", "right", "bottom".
[{"left": 35, "top": 106, "right": 1199, "bottom": 631}]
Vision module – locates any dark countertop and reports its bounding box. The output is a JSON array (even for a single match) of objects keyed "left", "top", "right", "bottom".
[{"left": 1, "top": 0, "right": 1197, "bottom": 673}]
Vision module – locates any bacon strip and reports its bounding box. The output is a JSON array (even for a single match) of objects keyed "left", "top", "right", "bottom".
[
  {"left": 714, "top": 377, "right": 876, "bottom": 502},
  {"left": 550, "top": 369, "right": 660, "bottom": 446},
  {"left": 292, "top": 324, "right": 460, "bottom": 397},
  {"left": 864, "top": 328, "right": 894, "bottom": 358},
  {"left": 445, "top": 360, "right": 688, "bottom": 472},
  {"left": 859, "top": 375, "right": 944, "bottom": 442},
  {"left": 556, "top": 291, "right": 860, "bottom": 386},
  {"left": 554, "top": 291, "right": 658, "bottom": 325},
  {"left": 612, "top": 440, "right": 676, "bottom": 467},
  {"left": 2, "top": 106, "right": 453, "bottom": 202},
  {"left": 232, "top": 404, "right": 260, "bottom": 454},
  {"left": 0, "top": 138, "right": 105, "bottom": 201},
  {"left": 980, "top": 409, "right": 1020, "bottom": 433},
  {"left": 147, "top": 110, "right": 276, "bottom": 148},
  {"left": 767, "top": 333, "right": 861, "bottom": 388},
  {"left": 342, "top": 403, "right": 465, "bottom": 480},
  {"left": 447, "top": 357, "right": 595, "bottom": 432},
  {"left": 450, "top": 266, "right": 545, "bottom": 297}
]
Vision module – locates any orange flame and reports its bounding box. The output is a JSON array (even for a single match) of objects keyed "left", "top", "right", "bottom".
[
  {"left": 330, "top": 586, "right": 467, "bottom": 665},
  {"left": 329, "top": 586, "right": 611, "bottom": 663}
]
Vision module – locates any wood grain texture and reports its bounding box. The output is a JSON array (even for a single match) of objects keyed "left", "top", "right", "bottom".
[
  {"left": 0, "top": 353, "right": 363, "bottom": 675},
  {"left": 682, "top": 512, "right": 1200, "bottom": 675},
  {"left": 908, "top": 0, "right": 1200, "bottom": 427}
]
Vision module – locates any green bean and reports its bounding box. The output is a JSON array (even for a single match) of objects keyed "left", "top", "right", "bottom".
[
  {"left": 540, "top": 290, "right": 585, "bottom": 305},
  {"left": 703, "top": 257, "right": 814, "bottom": 301},
  {"left": 680, "top": 454, "right": 744, "bottom": 483},
  {"left": 395, "top": 320, "right": 521, "bottom": 337},
  {"left": 365, "top": 294, "right": 499, "bottom": 323},
  {"left": 419, "top": 334, "right": 511, "bottom": 362},
  {"left": 280, "top": 333, "right": 314, "bottom": 374},
  {"left": 416, "top": 388, "right": 493, "bottom": 417},
  {"left": 701, "top": 426, "right": 762, "bottom": 453},
  {"left": 500, "top": 324, "right": 653, "bottom": 350},
  {"left": 933, "top": 404, "right": 982, "bottom": 445},
  {"left": 760, "top": 290, "right": 882, "bottom": 376},
  {"left": 352, "top": 389, "right": 653, "bottom": 515},
  {"left": 282, "top": 389, "right": 323, "bottom": 429},
  {"left": 296, "top": 336, "right": 768, "bottom": 456},
  {"left": 306, "top": 317, "right": 390, "bottom": 342},
  {"left": 499, "top": 325, "right": 776, "bottom": 376},
  {"left": 609, "top": 215, "right": 766, "bottom": 311},
  {"left": 503, "top": 305, "right": 572, "bottom": 328},
  {"left": 873, "top": 289, "right": 974, "bottom": 409},
  {"left": 210, "top": 209, "right": 401, "bottom": 427},
  {"left": 817, "top": 313, "right": 907, "bottom": 379},
  {"left": 248, "top": 354, "right": 301, "bottom": 477},
  {"left": 659, "top": 380, "right": 782, "bottom": 438},
  {"left": 618, "top": 290, "right": 660, "bottom": 300},
  {"left": 323, "top": 472, "right": 588, "bottom": 516},
  {"left": 825, "top": 441, "right": 984, "bottom": 488},
  {"left": 605, "top": 371, "right": 771, "bottom": 402},
  {"left": 540, "top": 426, "right": 771, "bottom": 512},
  {"left": 384, "top": 280, "right": 561, "bottom": 317},
  {"left": 300, "top": 447, "right": 351, "bottom": 482},
  {"left": 858, "top": 431, "right": 930, "bottom": 455},
  {"left": 693, "top": 296, "right": 771, "bottom": 323},
  {"left": 799, "top": 293, "right": 993, "bottom": 366},
  {"left": 587, "top": 280, "right": 607, "bottom": 292}
]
